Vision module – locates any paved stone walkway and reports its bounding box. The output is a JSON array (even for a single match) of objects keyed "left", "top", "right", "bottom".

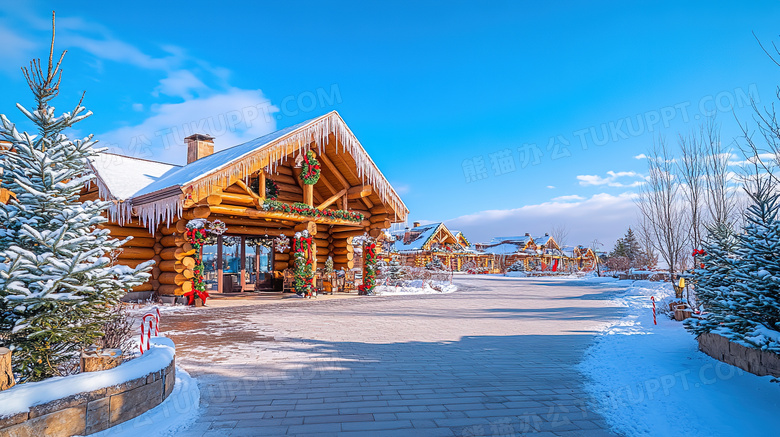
[{"left": 164, "top": 276, "right": 625, "bottom": 436}]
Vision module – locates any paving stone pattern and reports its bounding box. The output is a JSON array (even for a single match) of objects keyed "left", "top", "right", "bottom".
[{"left": 164, "top": 276, "right": 625, "bottom": 436}]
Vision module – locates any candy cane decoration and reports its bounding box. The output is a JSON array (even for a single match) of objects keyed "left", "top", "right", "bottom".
[
  {"left": 651, "top": 296, "right": 657, "bottom": 325},
  {"left": 139, "top": 308, "right": 162, "bottom": 354}
]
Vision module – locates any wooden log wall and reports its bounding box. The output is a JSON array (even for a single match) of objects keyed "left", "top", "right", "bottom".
[
  {"left": 156, "top": 218, "right": 198, "bottom": 296},
  {"left": 100, "top": 221, "right": 161, "bottom": 294}
]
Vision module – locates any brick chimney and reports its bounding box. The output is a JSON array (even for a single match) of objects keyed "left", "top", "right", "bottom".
[{"left": 185, "top": 134, "right": 214, "bottom": 164}]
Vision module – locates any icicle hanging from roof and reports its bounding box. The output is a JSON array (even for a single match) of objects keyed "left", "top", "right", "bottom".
[{"left": 134, "top": 196, "right": 181, "bottom": 231}]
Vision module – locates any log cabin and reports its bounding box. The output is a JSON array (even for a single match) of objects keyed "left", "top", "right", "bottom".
[
  {"left": 85, "top": 111, "right": 408, "bottom": 301},
  {"left": 390, "top": 222, "right": 494, "bottom": 272},
  {"left": 476, "top": 234, "right": 598, "bottom": 273}
]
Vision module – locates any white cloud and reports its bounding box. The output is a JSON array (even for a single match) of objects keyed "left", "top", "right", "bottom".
[
  {"left": 63, "top": 34, "right": 178, "bottom": 71},
  {"left": 551, "top": 194, "right": 584, "bottom": 202},
  {"left": 0, "top": 26, "right": 37, "bottom": 73},
  {"left": 153, "top": 70, "right": 208, "bottom": 99},
  {"left": 96, "top": 88, "right": 279, "bottom": 164},
  {"left": 131, "top": 103, "right": 144, "bottom": 112},
  {"left": 728, "top": 152, "right": 778, "bottom": 167},
  {"left": 444, "top": 192, "right": 639, "bottom": 248},
  {"left": 546, "top": 185, "right": 556, "bottom": 189},
  {"left": 392, "top": 183, "right": 411, "bottom": 195},
  {"left": 577, "top": 170, "right": 645, "bottom": 187}
]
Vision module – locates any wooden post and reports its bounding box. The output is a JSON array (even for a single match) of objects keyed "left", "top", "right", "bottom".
[
  {"left": 217, "top": 235, "right": 223, "bottom": 294},
  {"left": 258, "top": 170, "right": 266, "bottom": 202},
  {"left": 0, "top": 347, "right": 13, "bottom": 391},
  {"left": 80, "top": 348, "right": 123, "bottom": 373},
  {"left": 304, "top": 184, "right": 314, "bottom": 207},
  {"left": 240, "top": 236, "right": 247, "bottom": 292}
]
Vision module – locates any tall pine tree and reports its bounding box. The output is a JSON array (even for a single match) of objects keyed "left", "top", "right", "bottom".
[
  {"left": 730, "top": 178, "right": 780, "bottom": 350},
  {"left": 0, "top": 16, "right": 152, "bottom": 381},
  {"left": 687, "top": 177, "right": 780, "bottom": 351},
  {"left": 686, "top": 221, "right": 739, "bottom": 336}
]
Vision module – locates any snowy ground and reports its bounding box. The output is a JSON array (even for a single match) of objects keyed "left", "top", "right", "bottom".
[
  {"left": 372, "top": 279, "right": 457, "bottom": 295},
  {"left": 579, "top": 279, "right": 780, "bottom": 436}
]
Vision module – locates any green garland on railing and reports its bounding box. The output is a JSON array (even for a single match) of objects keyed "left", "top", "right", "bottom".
[{"left": 262, "top": 199, "right": 364, "bottom": 222}]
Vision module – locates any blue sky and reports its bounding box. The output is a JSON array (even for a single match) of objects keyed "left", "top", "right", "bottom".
[{"left": 1, "top": 1, "right": 779, "bottom": 248}]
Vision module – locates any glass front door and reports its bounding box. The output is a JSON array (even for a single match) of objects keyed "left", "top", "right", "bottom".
[
  {"left": 203, "top": 235, "right": 275, "bottom": 294},
  {"left": 246, "top": 237, "right": 274, "bottom": 290}
]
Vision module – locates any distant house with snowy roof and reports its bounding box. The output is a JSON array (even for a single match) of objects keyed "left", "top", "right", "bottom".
[
  {"left": 389, "top": 222, "right": 494, "bottom": 272},
  {"left": 474, "top": 233, "right": 598, "bottom": 273},
  {"left": 78, "top": 111, "right": 408, "bottom": 301}
]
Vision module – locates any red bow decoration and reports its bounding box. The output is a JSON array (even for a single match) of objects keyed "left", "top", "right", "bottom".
[{"left": 183, "top": 288, "right": 210, "bottom": 305}]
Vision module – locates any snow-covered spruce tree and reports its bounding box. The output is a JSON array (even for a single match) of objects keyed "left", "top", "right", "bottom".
[
  {"left": 685, "top": 221, "right": 739, "bottom": 336},
  {"left": 728, "top": 178, "right": 780, "bottom": 350},
  {"left": 425, "top": 257, "right": 445, "bottom": 271},
  {"left": 0, "top": 20, "right": 152, "bottom": 381},
  {"left": 384, "top": 254, "right": 406, "bottom": 282},
  {"left": 507, "top": 259, "right": 525, "bottom": 272}
]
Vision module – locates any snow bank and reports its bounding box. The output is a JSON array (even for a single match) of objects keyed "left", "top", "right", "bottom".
[
  {"left": 0, "top": 338, "right": 175, "bottom": 418},
  {"left": 373, "top": 280, "right": 457, "bottom": 295},
  {"left": 85, "top": 367, "right": 200, "bottom": 437},
  {"left": 579, "top": 280, "right": 780, "bottom": 436}
]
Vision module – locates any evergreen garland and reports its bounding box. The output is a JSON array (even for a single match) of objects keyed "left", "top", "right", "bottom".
[
  {"left": 292, "top": 230, "right": 315, "bottom": 297},
  {"left": 262, "top": 199, "right": 364, "bottom": 222},
  {"left": 359, "top": 241, "right": 378, "bottom": 295}
]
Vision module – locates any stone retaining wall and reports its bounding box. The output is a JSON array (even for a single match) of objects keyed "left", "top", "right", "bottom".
[
  {"left": 698, "top": 332, "right": 780, "bottom": 377},
  {"left": 0, "top": 355, "right": 175, "bottom": 436}
]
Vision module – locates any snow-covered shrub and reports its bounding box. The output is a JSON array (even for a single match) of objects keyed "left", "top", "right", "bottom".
[{"left": 507, "top": 260, "right": 525, "bottom": 272}]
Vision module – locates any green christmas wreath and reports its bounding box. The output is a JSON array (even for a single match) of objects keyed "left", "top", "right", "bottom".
[{"left": 300, "top": 150, "right": 321, "bottom": 185}]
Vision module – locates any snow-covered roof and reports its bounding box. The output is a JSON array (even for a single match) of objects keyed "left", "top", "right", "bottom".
[
  {"left": 90, "top": 153, "right": 180, "bottom": 200},
  {"left": 452, "top": 230, "right": 470, "bottom": 248},
  {"left": 488, "top": 235, "right": 533, "bottom": 245},
  {"left": 89, "top": 111, "right": 408, "bottom": 229},
  {"left": 533, "top": 235, "right": 552, "bottom": 246},
  {"left": 475, "top": 235, "right": 535, "bottom": 255},
  {"left": 392, "top": 222, "right": 441, "bottom": 252},
  {"left": 479, "top": 242, "right": 528, "bottom": 255},
  {"left": 560, "top": 245, "right": 577, "bottom": 258},
  {"left": 131, "top": 119, "right": 312, "bottom": 198}
]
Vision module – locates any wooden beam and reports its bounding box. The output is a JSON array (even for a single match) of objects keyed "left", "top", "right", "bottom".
[
  {"left": 317, "top": 188, "right": 348, "bottom": 210},
  {"left": 319, "top": 152, "right": 349, "bottom": 190},
  {"left": 317, "top": 171, "right": 338, "bottom": 197},
  {"left": 347, "top": 185, "right": 373, "bottom": 199}
]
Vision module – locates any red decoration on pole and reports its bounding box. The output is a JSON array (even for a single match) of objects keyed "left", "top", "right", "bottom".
[{"left": 651, "top": 296, "right": 657, "bottom": 325}]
